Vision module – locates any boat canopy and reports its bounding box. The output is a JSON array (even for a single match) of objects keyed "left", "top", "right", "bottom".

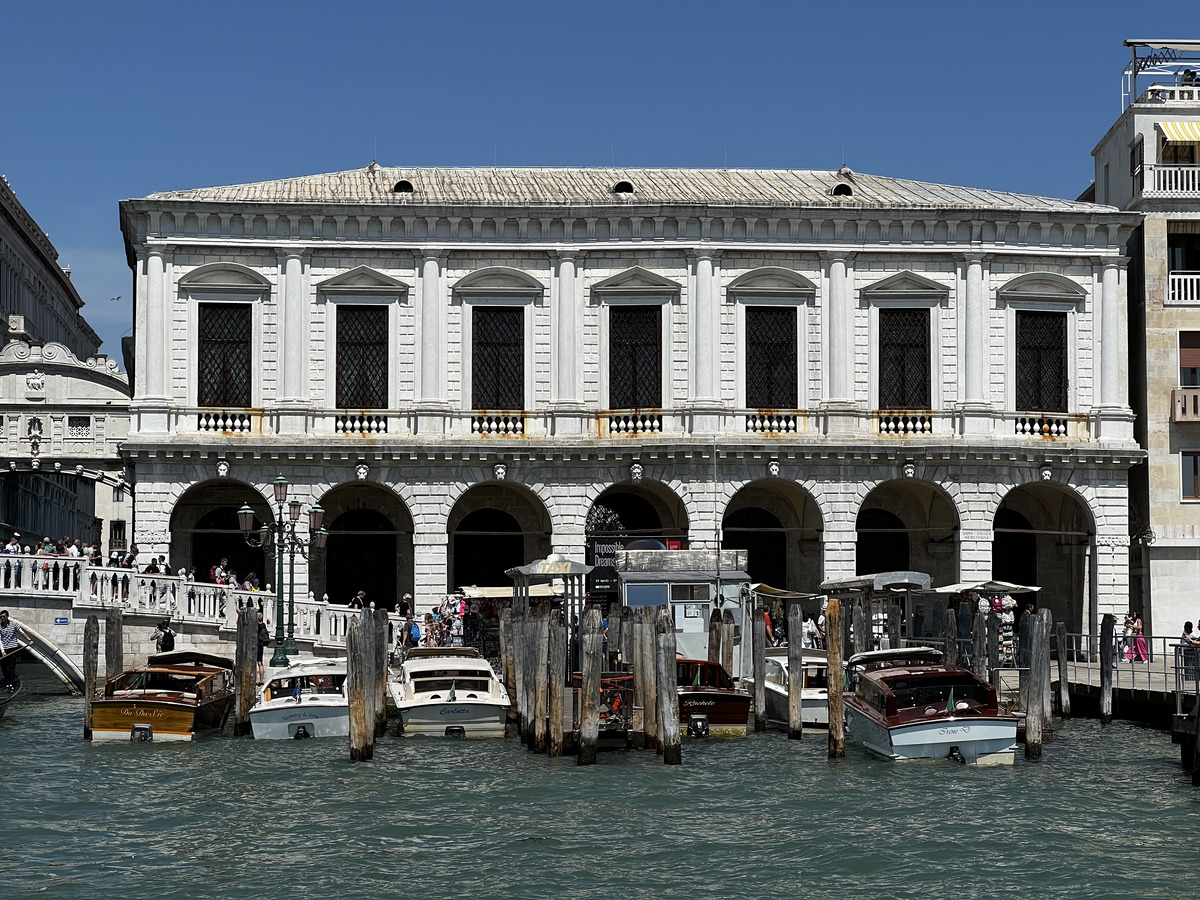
[
  {"left": 749, "top": 582, "right": 822, "bottom": 600},
  {"left": 147, "top": 650, "right": 235, "bottom": 670},
  {"left": 459, "top": 584, "right": 559, "bottom": 599},
  {"left": 618, "top": 569, "right": 750, "bottom": 583},
  {"left": 846, "top": 646, "right": 944, "bottom": 670}
]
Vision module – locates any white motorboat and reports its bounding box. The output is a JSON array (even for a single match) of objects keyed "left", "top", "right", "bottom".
[
  {"left": 250, "top": 658, "right": 348, "bottom": 740},
  {"left": 842, "top": 647, "right": 1019, "bottom": 765},
  {"left": 389, "top": 647, "right": 509, "bottom": 738},
  {"left": 743, "top": 648, "right": 829, "bottom": 729}
]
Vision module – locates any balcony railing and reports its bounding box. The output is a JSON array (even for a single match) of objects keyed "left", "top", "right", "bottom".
[
  {"left": 1169, "top": 271, "right": 1200, "bottom": 306},
  {"left": 1146, "top": 164, "right": 1200, "bottom": 197},
  {"left": 1173, "top": 389, "right": 1200, "bottom": 422},
  {"left": 877, "top": 411, "right": 935, "bottom": 435}
]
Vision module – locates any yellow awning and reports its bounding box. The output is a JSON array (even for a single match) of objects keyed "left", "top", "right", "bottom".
[{"left": 1158, "top": 120, "right": 1200, "bottom": 142}]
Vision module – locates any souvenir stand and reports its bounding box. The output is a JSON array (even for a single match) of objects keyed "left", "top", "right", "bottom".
[
  {"left": 923, "top": 580, "right": 1041, "bottom": 667},
  {"left": 819, "top": 571, "right": 934, "bottom": 649}
]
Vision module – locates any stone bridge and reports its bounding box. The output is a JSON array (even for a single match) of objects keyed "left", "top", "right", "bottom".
[{"left": 0, "top": 555, "right": 402, "bottom": 686}]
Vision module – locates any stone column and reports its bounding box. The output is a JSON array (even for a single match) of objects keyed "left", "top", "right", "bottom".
[
  {"left": 1095, "top": 257, "right": 1134, "bottom": 441},
  {"left": 135, "top": 248, "right": 171, "bottom": 433},
  {"left": 819, "top": 253, "right": 861, "bottom": 433},
  {"left": 276, "top": 251, "right": 309, "bottom": 434},
  {"left": 416, "top": 252, "right": 450, "bottom": 434},
  {"left": 689, "top": 251, "right": 722, "bottom": 433},
  {"left": 958, "top": 254, "right": 994, "bottom": 435},
  {"left": 551, "top": 251, "right": 585, "bottom": 435}
]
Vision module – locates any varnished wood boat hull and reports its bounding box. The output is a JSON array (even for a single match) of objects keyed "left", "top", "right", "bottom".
[
  {"left": 678, "top": 688, "right": 751, "bottom": 736},
  {"left": 90, "top": 696, "right": 233, "bottom": 742}
]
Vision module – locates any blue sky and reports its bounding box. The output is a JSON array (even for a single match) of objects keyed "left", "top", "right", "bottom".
[{"left": 4, "top": 1, "right": 1150, "bottom": 360}]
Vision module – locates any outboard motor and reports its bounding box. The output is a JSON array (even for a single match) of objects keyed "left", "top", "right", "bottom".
[
  {"left": 445, "top": 726, "right": 466, "bottom": 739},
  {"left": 130, "top": 724, "right": 153, "bottom": 742},
  {"left": 687, "top": 715, "right": 710, "bottom": 738},
  {"left": 946, "top": 745, "right": 966, "bottom": 765},
  {"left": 293, "top": 725, "right": 312, "bottom": 740}
]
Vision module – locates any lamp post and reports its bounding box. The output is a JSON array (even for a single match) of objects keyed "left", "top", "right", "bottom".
[{"left": 238, "top": 475, "right": 327, "bottom": 668}]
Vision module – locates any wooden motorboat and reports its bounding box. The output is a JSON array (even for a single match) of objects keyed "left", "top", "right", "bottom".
[
  {"left": 675, "top": 658, "right": 751, "bottom": 737},
  {"left": 842, "top": 647, "right": 1019, "bottom": 765},
  {"left": 90, "top": 650, "right": 235, "bottom": 742},
  {"left": 250, "top": 657, "right": 348, "bottom": 740},
  {"left": 388, "top": 647, "right": 510, "bottom": 737},
  {"left": 742, "top": 647, "right": 829, "bottom": 729}
]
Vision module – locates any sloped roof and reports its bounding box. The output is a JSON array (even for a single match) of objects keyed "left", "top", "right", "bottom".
[{"left": 140, "top": 165, "right": 1114, "bottom": 213}]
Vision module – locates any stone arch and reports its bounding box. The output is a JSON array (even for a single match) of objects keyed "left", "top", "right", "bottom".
[
  {"left": 168, "top": 479, "right": 274, "bottom": 583},
  {"left": 721, "top": 478, "right": 822, "bottom": 593},
  {"left": 993, "top": 480, "right": 1095, "bottom": 632},
  {"left": 451, "top": 266, "right": 545, "bottom": 295},
  {"left": 996, "top": 271, "right": 1088, "bottom": 303},
  {"left": 726, "top": 267, "right": 818, "bottom": 295},
  {"left": 312, "top": 481, "right": 415, "bottom": 610},
  {"left": 447, "top": 482, "right": 551, "bottom": 590},
  {"left": 855, "top": 478, "right": 961, "bottom": 584}
]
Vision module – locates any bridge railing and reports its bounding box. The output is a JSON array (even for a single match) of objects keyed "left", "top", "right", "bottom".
[{"left": 0, "top": 556, "right": 402, "bottom": 651}]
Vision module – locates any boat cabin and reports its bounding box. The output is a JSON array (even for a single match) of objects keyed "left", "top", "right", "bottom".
[
  {"left": 263, "top": 672, "right": 346, "bottom": 703},
  {"left": 676, "top": 659, "right": 736, "bottom": 691},
  {"left": 854, "top": 664, "right": 998, "bottom": 724},
  {"left": 104, "top": 663, "right": 230, "bottom": 703}
]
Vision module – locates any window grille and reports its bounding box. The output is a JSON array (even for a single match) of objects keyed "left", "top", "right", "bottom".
[
  {"left": 1015, "top": 311, "right": 1067, "bottom": 413},
  {"left": 472, "top": 307, "right": 524, "bottom": 410},
  {"left": 197, "top": 303, "right": 252, "bottom": 408},
  {"left": 745, "top": 307, "right": 797, "bottom": 408},
  {"left": 609, "top": 306, "right": 661, "bottom": 409},
  {"left": 878, "top": 308, "right": 930, "bottom": 410},
  {"left": 109, "top": 520, "right": 127, "bottom": 552},
  {"left": 67, "top": 415, "right": 91, "bottom": 438},
  {"left": 336, "top": 306, "right": 388, "bottom": 409}
]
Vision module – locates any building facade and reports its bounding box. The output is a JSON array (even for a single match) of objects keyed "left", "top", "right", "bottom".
[
  {"left": 1095, "top": 40, "right": 1200, "bottom": 636},
  {"left": 0, "top": 176, "right": 130, "bottom": 546},
  {"left": 118, "top": 165, "right": 1140, "bottom": 632}
]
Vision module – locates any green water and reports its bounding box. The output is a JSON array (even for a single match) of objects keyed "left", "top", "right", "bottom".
[{"left": 2, "top": 669, "right": 1197, "bottom": 900}]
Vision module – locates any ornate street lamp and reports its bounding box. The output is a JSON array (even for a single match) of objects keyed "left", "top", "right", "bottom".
[{"left": 237, "top": 476, "right": 326, "bottom": 668}]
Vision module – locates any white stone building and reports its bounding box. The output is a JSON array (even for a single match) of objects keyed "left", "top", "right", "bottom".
[
  {"left": 1093, "top": 40, "right": 1200, "bottom": 636},
  {"left": 118, "top": 164, "right": 1140, "bottom": 635}
]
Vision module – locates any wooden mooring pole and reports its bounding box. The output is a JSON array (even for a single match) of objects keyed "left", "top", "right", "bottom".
[
  {"left": 632, "top": 605, "right": 654, "bottom": 750},
  {"left": 972, "top": 607, "right": 987, "bottom": 682},
  {"left": 987, "top": 611, "right": 1001, "bottom": 670},
  {"left": 853, "top": 599, "right": 869, "bottom": 655},
  {"left": 374, "top": 607, "right": 389, "bottom": 736},
  {"left": 826, "top": 597, "right": 845, "bottom": 757},
  {"left": 1099, "top": 613, "right": 1115, "bottom": 725},
  {"left": 533, "top": 602, "right": 551, "bottom": 754},
  {"left": 708, "top": 606, "right": 722, "bottom": 662},
  {"left": 1025, "top": 609, "right": 1052, "bottom": 760},
  {"left": 511, "top": 608, "right": 527, "bottom": 741},
  {"left": 347, "top": 615, "right": 373, "bottom": 761},
  {"left": 887, "top": 604, "right": 900, "bottom": 651},
  {"left": 721, "top": 609, "right": 735, "bottom": 681},
  {"left": 548, "top": 609, "right": 566, "bottom": 757},
  {"left": 104, "top": 606, "right": 123, "bottom": 680},
  {"left": 752, "top": 607, "right": 767, "bottom": 733},
  {"left": 82, "top": 614, "right": 98, "bottom": 739},
  {"left": 233, "top": 606, "right": 256, "bottom": 736},
  {"left": 499, "top": 607, "right": 515, "bottom": 704},
  {"left": 1017, "top": 612, "right": 1034, "bottom": 716},
  {"left": 787, "top": 602, "right": 804, "bottom": 740},
  {"left": 642, "top": 606, "right": 661, "bottom": 751},
  {"left": 1055, "top": 621, "right": 1072, "bottom": 718},
  {"left": 655, "top": 605, "right": 682, "bottom": 765},
  {"left": 942, "top": 602, "right": 958, "bottom": 667},
  {"left": 578, "top": 606, "right": 603, "bottom": 766}
]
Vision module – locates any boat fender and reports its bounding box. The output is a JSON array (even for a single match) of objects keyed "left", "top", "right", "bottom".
[{"left": 687, "top": 715, "right": 710, "bottom": 738}]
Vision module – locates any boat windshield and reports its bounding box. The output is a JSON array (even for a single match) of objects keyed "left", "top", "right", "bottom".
[
  {"left": 112, "top": 671, "right": 202, "bottom": 693},
  {"left": 412, "top": 677, "right": 491, "bottom": 694},
  {"left": 268, "top": 674, "right": 345, "bottom": 699},
  {"left": 884, "top": 676, "right": 990, "bottom": 710},
  {"left": 675, "top": 661, "right": 734, "bottom": 690}
]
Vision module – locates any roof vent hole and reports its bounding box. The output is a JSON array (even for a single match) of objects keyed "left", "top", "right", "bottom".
[
  {"left": 612, "top": 180, "right": 634, "bottom": 194},
  {"left": 831, "top": 183, "right": 853, "bottom": 197},
  {"left": 393, "top": 179, "right": 414, "bottom": 193}
]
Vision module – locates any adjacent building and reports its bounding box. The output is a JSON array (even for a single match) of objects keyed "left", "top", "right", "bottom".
[
  {"left": 118, "top": 164, "right": 1141, "bottom": 633},
  {"left": 1094, "top": 39, "right": 1200, "bottom": 636},
  {"left": 0, "top": 176, "right": 130, "bottom": 546}
]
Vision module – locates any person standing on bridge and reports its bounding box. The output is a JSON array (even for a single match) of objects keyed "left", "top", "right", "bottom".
[{"left": 0, "top": 609, "right": 35, "bottom": 692}]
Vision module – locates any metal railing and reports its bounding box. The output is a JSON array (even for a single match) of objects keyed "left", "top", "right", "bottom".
[
  {"left": 1169, "top": 271, "right": 1200, "bottom": 305},
  {"left": 1148, "top": 164, "right": 1200, "bottom": 196}
]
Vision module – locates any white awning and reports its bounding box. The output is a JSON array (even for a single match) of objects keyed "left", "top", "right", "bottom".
[{"left": 1158, "top": 120, "right": 1200, "bottom": 143}]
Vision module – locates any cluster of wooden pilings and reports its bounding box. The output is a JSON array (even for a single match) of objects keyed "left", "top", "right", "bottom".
[{"left": 501, "top": 602, "right": 731, "bottom": 765}]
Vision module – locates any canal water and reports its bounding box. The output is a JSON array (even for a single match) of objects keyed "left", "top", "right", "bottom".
[{"left": 3, "top": 668, "right": 1197, "bottom": 900}]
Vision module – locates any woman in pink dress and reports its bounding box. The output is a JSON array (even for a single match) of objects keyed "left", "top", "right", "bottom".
[{"left": 1126, "top": 612, "right": 1149, "bottom": 661}]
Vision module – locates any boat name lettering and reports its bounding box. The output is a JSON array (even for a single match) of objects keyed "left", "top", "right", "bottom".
[
  {"left": 280, "top": 713, "right": 312, "bottom": 722},
  {"left": 440, "top": 707, "right": 471, "bottom": 716},
  {"left": 119, "top": 708, "right": 167, "bottom": 719},
  {"left": 683, "top": 700, "right": 716, "bottom": 706},
  {"left": 937, "top": 725, "right": 971, "bottom": 736}
]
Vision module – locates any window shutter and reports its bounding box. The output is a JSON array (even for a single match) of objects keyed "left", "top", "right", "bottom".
[{"left": 1181, "top": 332, "right": 1200, "bottom": 368}]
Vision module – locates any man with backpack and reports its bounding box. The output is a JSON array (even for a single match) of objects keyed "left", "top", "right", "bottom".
[
  {"left": 400, "top": 614, "right": 421, "bottom": 657},
  {"left": 152, "top": 619, "right": 176, "bottom": 653}
]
